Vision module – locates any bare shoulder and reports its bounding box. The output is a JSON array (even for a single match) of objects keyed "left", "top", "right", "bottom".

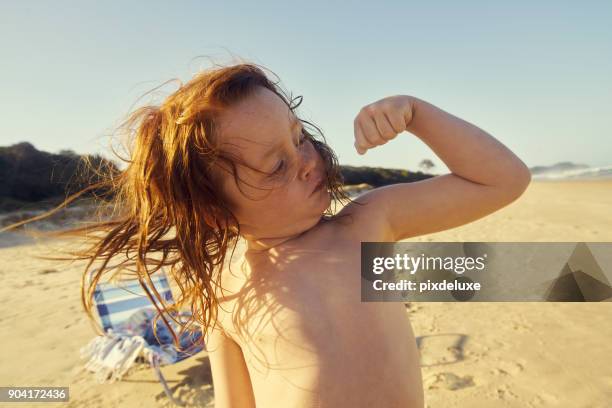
[{"left": 332, "top": 189, "right": 395, "bottom": 242}]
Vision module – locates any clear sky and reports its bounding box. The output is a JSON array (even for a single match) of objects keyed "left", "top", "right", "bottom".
[{"left": 1, "top": 1, "right": 610, "bottom": 172}]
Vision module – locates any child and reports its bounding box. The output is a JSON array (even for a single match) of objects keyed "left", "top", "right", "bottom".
[
  {"left": 4, "top": 62, "right": 530, "bottom": 407},
  {"left": 201, "top": 67, "right": 530, "bottom": 408}
]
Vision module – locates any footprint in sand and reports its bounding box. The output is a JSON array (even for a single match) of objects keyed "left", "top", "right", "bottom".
[
  {"left": 495, "top": 384, "right": 519, "bottom": 400},
  {"left": 424, "top": 372, "right": 475, "bottom": 391},
  {"left": 511, "top": 322, "right": 531, "bottom": 331},
  {"left": 496, "top": 360, "right": 525, "bottom": 376},
  {"left": 417, "top": 334, "right": 467, "bottom": 367},
  {"left": 404, "top": 303, "right": 423, "bottom": 314},
  {"left": 530, "top": 392, "right": 559, "bottom": 406},
  {"left": 13, "top": 279, "right": 38, "bottom": 288}
]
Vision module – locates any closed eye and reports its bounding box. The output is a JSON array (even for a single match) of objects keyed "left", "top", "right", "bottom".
[
  {"left": 273, "top": 159, "right": 286, "bottom": 174},
  {"left": 272, "top": 128, "right": 307, "bottom": 175}
]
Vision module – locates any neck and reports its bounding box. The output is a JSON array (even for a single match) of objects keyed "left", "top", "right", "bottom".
[
  {"left": 243, "top": 231, "right": 306, "bottom": 255},
  {"left": 240, "top": 215, "right": 327, "bottom": 257}
]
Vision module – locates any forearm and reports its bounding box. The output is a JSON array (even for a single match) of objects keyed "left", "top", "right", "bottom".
[{"left": 406, "top": 96, "right": 531, "bottom": 188}]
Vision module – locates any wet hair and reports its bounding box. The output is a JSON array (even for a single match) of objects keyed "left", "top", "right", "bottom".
[{"left": 1, "top": 60, "right": 354, "bottom": 349}]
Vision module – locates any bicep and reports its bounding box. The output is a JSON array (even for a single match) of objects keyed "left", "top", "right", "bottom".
[
  {"left": 205, "top": 326, "right": 256, "bottom": 408},
  {"left": 348, "top": 173, "right": 528, "bottom": 241}
]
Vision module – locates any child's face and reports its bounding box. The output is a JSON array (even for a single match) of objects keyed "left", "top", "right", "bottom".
[{"left": 215, "top": 86, "right": 332, "bottom": 240}]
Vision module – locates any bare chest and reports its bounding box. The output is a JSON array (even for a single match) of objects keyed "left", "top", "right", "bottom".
[
  {"left": 220, "top": 242, "right": 358, "bottom": 334},
  {"left": 214, "top": 237, "right": 422, "bottom": 406},
  {"left": 217, "top": 240, "right": 392, "bottom": 363}
]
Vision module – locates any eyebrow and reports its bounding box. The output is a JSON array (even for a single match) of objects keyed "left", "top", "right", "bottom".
[{"left": 257, "top": 115, "right": 301, "bottom": 166}]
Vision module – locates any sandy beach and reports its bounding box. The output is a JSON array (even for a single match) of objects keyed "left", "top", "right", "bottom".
[{"left": 1, "top": 180, "right": 611, "bottom": 407}]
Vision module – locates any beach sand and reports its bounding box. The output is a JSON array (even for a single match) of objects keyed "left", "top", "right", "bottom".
[{"left": 0, "top": 180, "right": 611, "bottom": 407}]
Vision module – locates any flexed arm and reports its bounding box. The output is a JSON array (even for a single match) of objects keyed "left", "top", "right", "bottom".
[{"left": 347, "top": 95, "right": 531, "bottom": 241}]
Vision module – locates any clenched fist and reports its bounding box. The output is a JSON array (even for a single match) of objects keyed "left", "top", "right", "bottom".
[{"left": 353, "top": 95, "right": 415, "bottom": 155}]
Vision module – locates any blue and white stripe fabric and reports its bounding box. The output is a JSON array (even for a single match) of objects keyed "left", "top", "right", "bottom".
[
  {"left": 81, "top": 270, "right": 204, "bottom": 384},
  {"left": 93, "top": 274, "right": 174, "bottom": 332}
]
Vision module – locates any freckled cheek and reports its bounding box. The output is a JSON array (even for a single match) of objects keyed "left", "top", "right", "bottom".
[
  {"left": 273, "top": 183, "right": 306, "bottom": 204},
  {"left": 264, "top": 183, "right": 308, "bottom": 209},
  {"left": 248, "top": 195, "right": 298, "bottom": 222}
]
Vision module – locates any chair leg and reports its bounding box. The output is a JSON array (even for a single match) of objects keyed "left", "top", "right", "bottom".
[
  {"left": 153, "top": 365, "right": 185, "bottom": 406},
  {"left": 150, "top": 356, "right": 185, "bottom": 406}
]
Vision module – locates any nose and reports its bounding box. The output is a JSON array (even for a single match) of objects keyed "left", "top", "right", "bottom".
[{"left": 298, "top": 141, "right": 319, "bottom": 182}]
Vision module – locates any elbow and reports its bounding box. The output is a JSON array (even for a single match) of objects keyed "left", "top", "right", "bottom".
[
  {"left": 516, "top": 161, "right": 532, "bottom": 192},
  {"left": 504, "top": 163, "right": 531, "bottom": 201}
]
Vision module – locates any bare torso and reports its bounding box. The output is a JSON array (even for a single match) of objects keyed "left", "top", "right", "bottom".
[{"left": 214, "top": 216, "right": 424, "bottom": 407}]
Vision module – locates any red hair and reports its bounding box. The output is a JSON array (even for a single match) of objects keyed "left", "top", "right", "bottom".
[{"left": 2, "top": 61, "right": 353, "bottom": 347}]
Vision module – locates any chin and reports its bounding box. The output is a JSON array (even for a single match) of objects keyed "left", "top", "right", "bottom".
[{"left": 317, "top": 195, "right": 332, "bottom": 216}]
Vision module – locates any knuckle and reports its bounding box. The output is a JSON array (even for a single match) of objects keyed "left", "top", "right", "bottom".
[
  {"left": 363, "top": 105, "right": 375, "bottom": 115},
  {"left": 382, "top": 131, "right": 395, "bottom": 140},
  {"left": 381, "top": 100, "right": 394, "bottom": 111},
  {"left": 363, "top": 132, "right": 375, "bottom": 143}
]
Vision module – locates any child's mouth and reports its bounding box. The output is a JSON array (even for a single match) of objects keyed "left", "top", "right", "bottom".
[{"left": 310, "top": 179, "right": 325, "bottom": 196}]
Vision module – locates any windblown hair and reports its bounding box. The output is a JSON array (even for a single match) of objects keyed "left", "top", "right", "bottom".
[{"left": 2, "top": 61, "right": 353, "bottom": 349}]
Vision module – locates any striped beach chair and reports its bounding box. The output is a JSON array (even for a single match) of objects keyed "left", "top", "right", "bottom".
[{"left": 81, "top": 269, "right": 204, "bottom": 406}]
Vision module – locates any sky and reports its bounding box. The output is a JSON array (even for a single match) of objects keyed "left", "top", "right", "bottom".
[{"left": 1, "top": 1, "right": 610, "bottom": 173}]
